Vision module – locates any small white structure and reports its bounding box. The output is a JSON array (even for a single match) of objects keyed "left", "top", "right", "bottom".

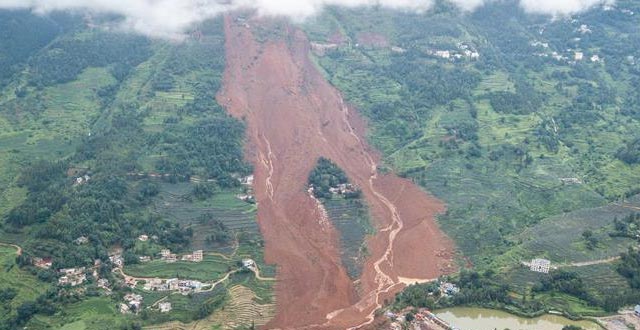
[
  {"left": 634, "top": 304, "right": 640, "bottom": 316},
  {"left": 441, "top": 282, "right": 460, "bottom": 296},
  {"left": 435, "top": 50, "right": 451, "bottom": 59},
  {"left": 192, "top": 250, "right": 203, "bottom": 262},
  {"left": 181, "top": 250, "right": 203, "bottom": 262},
  {"left": 58, "top": 267, "right": 86, "bottom": 286},
  {"left": 159, "top": 302, "right": 172, "bottom": 313},
  {"left": 120, "top": 303, "right": 130, "bottom": 314},
  {"left": 109, "top": 254, "right": 124, "bottom": 268},
  {"left": 123, "top": 293, "right": 143, "bottom": 312},
  {"left": 138, "top": 234, "right": 149, "bottom": 242},
  {"left": 74, "top": 175, "right": 90, "bottom": 186},
  {"left": 530, "top": 258, "right": 551, "bottom": 273},
  {"left": 97, "top": 278, "right": 110, "bottom": 289},
  {"left": 242, "top": 258, "right": 256, "bottom": 269},
  {"left": 560, "top": 177, "right": 582, "bottom": 185},
  {"left": 75, "top": 236, "right": 89, "bottom": 245},
  {"left": 239, "top": 175, "right": 254, "bottom": 186},
  {"left": 33, "top": 257, "right": 53, "bottom": 269},
  {"left": 578, "top": 24, "right": 592, "bottom": 34},
  {"left": 574, "top": 51, "right": 584, "bottom": 61}
]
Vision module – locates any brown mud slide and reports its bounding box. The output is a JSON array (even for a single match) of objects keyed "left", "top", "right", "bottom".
[{"left": 217, "top": 15, "right": 456, "bottom": 330}]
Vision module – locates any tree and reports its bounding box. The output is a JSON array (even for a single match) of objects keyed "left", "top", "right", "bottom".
[{"left": 582, "top": 230, "right": 597, "bottom": 250}]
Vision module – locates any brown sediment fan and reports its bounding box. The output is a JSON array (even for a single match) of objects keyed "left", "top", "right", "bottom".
[{"left": 217, "top": 13, "right": 457, "bottom": 330}]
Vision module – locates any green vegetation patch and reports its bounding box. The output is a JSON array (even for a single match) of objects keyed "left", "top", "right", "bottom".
[
  {"left": 124, "top": 256, "right": 231, "bottom": 282},
  {"left": 308, "top": 157, "right": 371, "bottom": 278}
]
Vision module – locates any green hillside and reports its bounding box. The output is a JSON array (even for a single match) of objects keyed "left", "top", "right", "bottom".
[
  {"left": 0, "top": 14, "right": 269, "bottom": 330},
  {"left": 303, "top": 0, "right": 640, "bottom": 317}
]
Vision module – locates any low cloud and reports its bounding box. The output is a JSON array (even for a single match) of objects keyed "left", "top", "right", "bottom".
[
  {"left": 519, "top": 0, "right": 614, "bottom": 16},
  {"left": 0, "top": 0, "right": 614, "bottom": 38}
]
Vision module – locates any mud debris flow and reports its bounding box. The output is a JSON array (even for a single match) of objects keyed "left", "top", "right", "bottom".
[{"left": 217, "top": 15, "right": 456, "bottom": 330}]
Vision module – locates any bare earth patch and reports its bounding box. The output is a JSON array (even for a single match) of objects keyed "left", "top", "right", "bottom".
[{"left": 217, "top": 15, "right": 456, "bottom": 330}]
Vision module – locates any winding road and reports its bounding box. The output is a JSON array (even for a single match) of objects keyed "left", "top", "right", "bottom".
[{"left": 0, "top": 242, "right": 22, "bottom": 256}]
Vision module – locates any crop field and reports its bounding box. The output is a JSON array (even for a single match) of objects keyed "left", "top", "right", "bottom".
[
  {"left": 229, "top": 271, "right": 274, "bottom": 303},
  {"left": 149, "top": 284, "right": 274, "bottom": 330},
  {"left": 0, "top": 245, "right": 50, "bottom": 324},
  {"left": 499, "top": 265, "right": 547, "bottom": 292},
  {"left": 124, "top": 255, "right": 231, "bottom": 281},
  {"left": 537, "top": 292, "right": 606, "bottom": 317},
  {"left": 323, "top": 197, "right": 372, "bottom": 279},
  {"left": 139, "top": 285, "right": 228, "bottom": 324},
  {"left": 218, "top": 284, "right": 275, "bottom": 329},
  {"left": 29, "top": 297, "right": 126, "bottom": 330},
  {"left": 515, "top": 201, "right": 640, "bottom": 263},
  {"left": 569, "top": 264, "right": 630, "bottom": 298},
  {"left": 151, "top": 182, "right": 258, "bottom": 252},
  {"left": 474, "top": 71, "right": 516, "bottom": 95}
]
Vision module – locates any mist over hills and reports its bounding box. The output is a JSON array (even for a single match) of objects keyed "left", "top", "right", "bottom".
[{"left": 0, "top": 0, "right": 615, "bottom": 38}]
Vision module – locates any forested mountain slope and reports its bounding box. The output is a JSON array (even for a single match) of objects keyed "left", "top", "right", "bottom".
[{"left": 0, "top": 14, "right": 271, "bottom": 330}]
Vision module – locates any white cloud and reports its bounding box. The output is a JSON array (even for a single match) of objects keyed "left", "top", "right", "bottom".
[
  {"left": 519, "top": 0, "right": 613, "bottom": 15},
  {"left": 0, "top": 0, "right": 614, "bottom": 38}
]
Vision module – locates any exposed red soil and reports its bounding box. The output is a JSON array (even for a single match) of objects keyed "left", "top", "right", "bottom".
[{"left": 217, "top": 15, "right": 456, "bottom": 330}]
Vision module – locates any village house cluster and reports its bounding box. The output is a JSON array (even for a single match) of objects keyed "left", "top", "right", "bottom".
[
  {"left": 328, "top": 183, "right": 358, "bottom": 195},
  {"left": 531, "top": 22, "right": 606, "bottom": 65},
  {"left": 143, "top": 278, "right": 206, "bottom": 294},
  {"left": 236, "top": 174, "right": 255, "bottom": 203},
  {"left": 532, "top": 44, "right": 603, "bottom": 64},
  {"left": 386, "top": 308, "right": 460, "bottom": 330},
  {"left": 425, "top": 43, "right": 480, "bottom": 61},
  {"left": 159, "top": 249, "right": 203, "bottom": 263},
  {"left": 58, "top": 267, "right": 87, "bottom": 286}
]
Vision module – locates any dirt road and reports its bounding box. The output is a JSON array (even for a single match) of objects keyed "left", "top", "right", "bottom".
[
  {"left": 218, "top": 16, "right": 456, "bottom": 329},
  {"left": 0, "top": 242, "right": 22, "bottom": 255}
]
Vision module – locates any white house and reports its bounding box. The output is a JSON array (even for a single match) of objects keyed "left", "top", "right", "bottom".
[
  {"left": 159, "top": 302, "right": 172, "bottom": 313},
  {"left": 530, "top": 258, "right": 551, "bottom": 273}
]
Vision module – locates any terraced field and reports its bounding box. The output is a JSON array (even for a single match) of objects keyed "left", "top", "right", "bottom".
[
  {"left": 29, "top": 297, "right": 123, "bottom": 330},
  {"left": 516, "top": 199, "right": 640, "bottom": 263},
  {"left": 220, "top": 285, "right": 275, "bottom": 328},
  {"left": 124, "top": 255, "right": 230, "bottom": 281},
  {"left": 568, "top": 264, "right": 630, "bottom": 298},
  {"left": 0, "top": 245, "right": 50, "bottom": 325},
  {"left": 148, "top": 285, "right": 274, "bottom": 330},
  {"left": 323, "top": 197, "right": 373, "bottom": 279},
  {"left": 151, "top": 182, "right": 258, "bottom": 252}
]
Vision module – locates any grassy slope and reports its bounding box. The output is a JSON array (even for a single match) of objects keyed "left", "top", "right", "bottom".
[
  {"left": 302, "top": 2, "right": 640, "bottom": 315},
  {"left": 0, "top": 245, "right": 50, "bottom": 325}
]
